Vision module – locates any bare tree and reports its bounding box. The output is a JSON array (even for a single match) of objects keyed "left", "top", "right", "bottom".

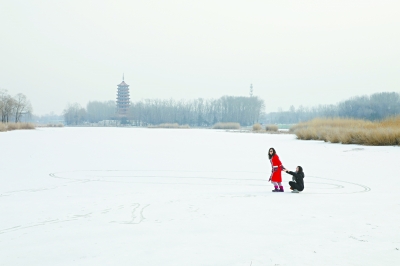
[
  {"left": 0, "top": 90, "right": 7, "bottom": 122},
  {"left": 0, "top": 90, "right": 16, "bottom": 123},
  {"left": 264, "top": 92, "right": 400, "bottom": 124},
  {"left": 128, "top": 96, "right": 265, "bottom": 126},
  {"left": 13, "top": 93, "right": 32, "bottom": 122},
  {"left": 86, "top": 100, "right": 115, "bottom": 123},
  {"left": 63, "top": 103, "right": 86, "bottom": 125}
]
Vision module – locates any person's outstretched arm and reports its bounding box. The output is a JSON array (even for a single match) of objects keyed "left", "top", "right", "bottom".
[{"left": 285, "top": 170, "right": 300, "bottom": 178}]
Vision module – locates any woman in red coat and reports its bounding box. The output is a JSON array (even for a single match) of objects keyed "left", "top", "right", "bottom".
[{"left": 268, "top": 147, "right": 284, "bottom": 192}]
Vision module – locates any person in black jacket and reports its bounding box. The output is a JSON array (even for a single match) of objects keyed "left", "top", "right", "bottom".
[{"left": 283, "top": 166, "right": 304, "bottom": 193}]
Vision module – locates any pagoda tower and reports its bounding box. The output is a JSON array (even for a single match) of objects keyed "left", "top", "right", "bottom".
[{"left": 116, "top": 74, "right": 130, "bottom": 120}]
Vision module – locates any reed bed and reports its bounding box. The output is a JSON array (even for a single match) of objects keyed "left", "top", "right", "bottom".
[
  {"left": 212, "top": 122, "right": 240, "bottom": 129},
  {"left": 0, "top": 122, "right": 36, "bottom": 132},
  {"left": 46, "top": 123, "right": 64, "bottom": 127},
  {"left": 0, "top": 123, "right": 7, "bottom": 132},
  {"left": 252, "top": 123, "right": 262, "bottom": 131},
  {"left": 265, "top": 124, "right": 279, "bottom": 132},
  {"left": 251, "top": 123, "right": 289, "bottom": 134},
  {"left": 252, "top": 123, "right": 279, "bottom": 133},
  {"left": 148, "top": 123, "right": 190, "bottom": 129},
  {"left": 291, "top": 117, "right": 400, "bottom": 146},
  {"left": 36, "top": 123, "right": 64, "bottom": 128}
]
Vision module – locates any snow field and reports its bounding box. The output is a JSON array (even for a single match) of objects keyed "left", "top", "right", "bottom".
[{"left": 1, "top": 128, "right": 400, "bottom": 265}]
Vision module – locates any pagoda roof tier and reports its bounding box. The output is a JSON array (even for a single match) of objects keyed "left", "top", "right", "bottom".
[{"left": 118, "top": 81, "right": 129, "bottom": 86}]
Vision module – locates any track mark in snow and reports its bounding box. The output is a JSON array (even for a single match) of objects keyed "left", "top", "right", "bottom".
[
  {"left": 0, "top": 219, "right": 70, "bottom": 234},
  {"left": 49, "top": 170, "right": 371, "bottom": 194},
  {"left": 72, "top": 213, "right": 92, "bottom": 218},
  {"left": 110, "top": 203, "right": 150, "bottom": 224},
  {"left": 0, "top": 213, "right": 93, "bottom": 235},
  {"left": 349, "top": 236, "right": 368, "bottom": 242},
  {"left": 0, "top": 225, "right": 21, "bottom": 234},
  {"left": 305, "top": 182, "right": 344, "bottom": 189},
  {"left": 306, "top": 176, "right": 371, "bottom": 194},
  {"left": 0, "top": 178, "right": 81, "bottom": 198},
  {"left": 188, "top": 204, "right": 200, "bottom": 212},
  {"left": 101, "top": 208, "right": 112, "bottom": 214},
  {"left": 343, "top": 148, "right": 364, "bottom": 152}
]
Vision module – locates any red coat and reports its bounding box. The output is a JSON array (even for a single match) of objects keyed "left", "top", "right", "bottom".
[{"left": 270, "top": 154, "right": 283, "bottom": 182}]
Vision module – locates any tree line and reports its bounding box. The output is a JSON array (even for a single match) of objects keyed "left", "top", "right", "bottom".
[
  {"left": 264, "top": 92, "right": 400, "bottom": 124},
  {"left": 129, "top": 96, "right": 264, "bottom": 126},
  {"left": 63, "top": 91, "right": 400, "bottom": 126},
  {"left": 63, "top": 96, "right": 265, "bottom": 126},
  {"left": 0, "top": 90, "right": 32, "bottom": 123}
]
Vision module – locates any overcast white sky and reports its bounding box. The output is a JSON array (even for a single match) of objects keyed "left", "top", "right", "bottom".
[{"left": 1, "top": 0, "right": 399, "bottom": 115}]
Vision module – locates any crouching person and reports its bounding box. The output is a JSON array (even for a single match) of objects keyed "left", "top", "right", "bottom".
[{"left": 284, "top": 166, "right": 304, "bottom": 193}]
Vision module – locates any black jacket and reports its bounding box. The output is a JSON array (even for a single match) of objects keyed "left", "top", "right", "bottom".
[{"left": 286, "top": 171, "right": 305, "bottom": 190}]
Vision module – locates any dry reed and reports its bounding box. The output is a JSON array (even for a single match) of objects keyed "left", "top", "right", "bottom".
[
  {"left": 212, "top": 122, "right": 241, "bottom": 129},
  {"left": 0, "top": 122, "right": 36, "bottom": 132},
  {"left": 252, "top": 123, "right": 262, "bottom": 131},
  {"left": 291, "top": 116, "right": 400, "bottom": 146},
  {"left": 35, "top": 123, "right": 64, "bottom": 128},
  {"left": 148, "top": 123, "right": 190, "bottom": 129},
  {"left": 0, "top": 123, "right": 7, "bottom": 132},
  {"left": 265, "top": 124, "right": 278, "bottom": 132},
  {"left": 46, "top": 123, "right": 64, "bottom": 127}
]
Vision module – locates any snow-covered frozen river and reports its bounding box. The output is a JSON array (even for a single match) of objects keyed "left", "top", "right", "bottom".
[{"left": 1, "top": 127, "right": 399, "bottom": 265}]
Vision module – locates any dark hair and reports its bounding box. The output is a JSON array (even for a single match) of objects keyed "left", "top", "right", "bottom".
[
  {"left": 268, "top": 147, "right": 276, "bottom": 159},
  {"left": 297, "top": 166, "right": 303, "bottom": 173}
]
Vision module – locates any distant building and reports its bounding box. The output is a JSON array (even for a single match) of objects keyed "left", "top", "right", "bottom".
[{"left": 116, "top": 74, "right": 130, "bottom": 122}]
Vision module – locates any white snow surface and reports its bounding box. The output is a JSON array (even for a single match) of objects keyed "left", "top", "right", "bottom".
[{"left": 1, "top": 128, "right": 399, "bottom": 265}]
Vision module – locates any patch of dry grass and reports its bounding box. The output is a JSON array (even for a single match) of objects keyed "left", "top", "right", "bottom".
[
  {"left": 148, "top": 123, "right": 190, "bottom": 129},
  {"left": 252, "top": 123, "right": 280, "bottom": 133},
  {"left": 0, "top": 123, "right": 7, "bottom": 132},
  {"left": 242, "top": 123, "right": 291, "bottom": 134},
  {"left": 36, "top": 123, "right": 64, "bottom": 128},
  {"left": 252, "top": 123, "right": 262, "bottom": 131},
  {"left": 291, "top": 116, "right": 400, "bottom": 146},
  {"left": 46, "top": 123, "right": 64, "bottom": 127},
  {"left": 0, "top": 122, "right": 36, "bottom": 132},
  {"left": 212, "top": 122, "right": 240, "bottom": 129},
  {"left": 265, "top": 124, "right": 278, "bottom": 132}
]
